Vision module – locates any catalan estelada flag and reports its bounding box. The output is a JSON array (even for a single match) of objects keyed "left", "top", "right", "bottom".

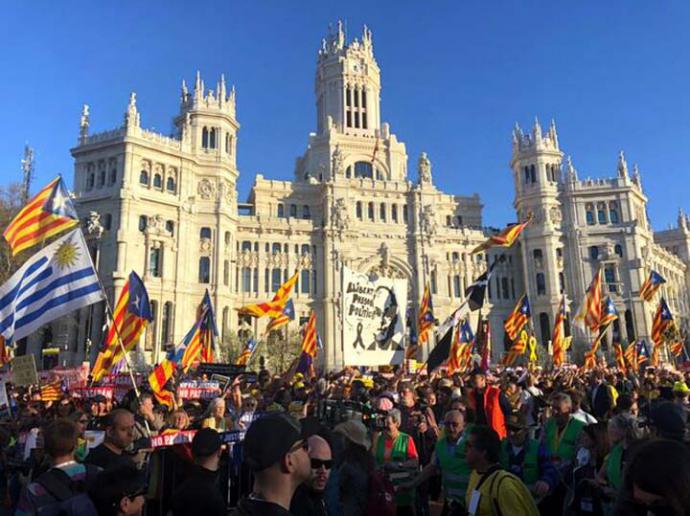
[
  {"left": 265, "top": 299, "right": 295, "bottom": 335},
  {"left": 92, "top": 271, "right": 152, "bottom": 382},
  {"left": 637, "top": 340, "right": 650, "bottom": 367},
  {"left": 417, "top": 283, "right": 434, "bottom": 346},
  {"left": 237, "top": 270, "right": 298, "bottom": 318},
  {"left": 639, "top": 270, "right": 666, "bottom": 302},
  {"left": 504, "top": 294, "right": 531, "bottom": 341},
  {"left": 235, "top": 337, "right": 257, "bottom": 366},
  {"left": 40, "top": 380, "right": 63, "bottom": 402},
  {"left": 448, "top": 321, "right": 474, "bottom": 375},
  {"left": 551, "top": 296, "right": 567, "bottom": 367},
  {"left": 574, "top": 268, "right": 603, "bottom": 332},
  {"left": 3, "top": 176, "right": 79, "bottom": 256},
  {"left": 296, "top": 311, "right": 319, "bottom": 376},
  {"left": 624, "top": 341, "right": 638, "bottom": 372},
  {"left": 670, "top": 341, "right": 684, "bottom": 358},
  {"left": 471, "top": 215, "right": 531, "bottom": 254},
  {"left": 502, "top": 331, "right": 528, "bottom": 366},
  {"left": 599, "top": 297, "right": 619, "bottom": 327},
  {"left": 614, "top": 343, "right": 627, "bottom": 373},
  {"left": 651, "top": 297, "right": 673, "bottom": 347},
  {"left": 180, "top": 291, "right": 218, "bottom": 371}
]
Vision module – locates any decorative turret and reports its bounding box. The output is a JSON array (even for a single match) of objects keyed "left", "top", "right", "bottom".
[
  {"left": 511, "top": 116, "right": 560, "bottom": 155},
  {"left": 565, "top": 155, "right": 578, "bottom": 182},
  {"left": 180, "top": 71, "right": 236, "bottom": 119},
  {"left": 79, "top": 104, "right": 90, "bottom": 143},
  {"left": 124, "top": 92, "right": 140, "bottom": 129},
  {"left": 679, "top": 208, "right": 688, "bottom": 231},
  {"left": 617, "top": 150, "right": 629, "bottom": 178},
  {"left": 315, "top": 21, "right": 381, "bottom": 135}
]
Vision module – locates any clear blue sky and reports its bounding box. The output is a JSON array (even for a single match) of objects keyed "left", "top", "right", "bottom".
[{"left": 1, "top": 1, "right": 688, "bottom": 228}]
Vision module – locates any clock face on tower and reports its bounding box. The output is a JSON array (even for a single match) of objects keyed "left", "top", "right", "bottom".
[{"left": 351, "top": 62, "right": 360, "bottom": 73}]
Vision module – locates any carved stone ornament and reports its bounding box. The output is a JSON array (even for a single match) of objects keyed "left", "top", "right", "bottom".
[
  {"left": 84, "top": 211, "right": 104, "bottom": 239},
  {"left": 146, "top": 214, "right": 167, "bottom": 236},
  {"left": 421, "top": 204, "right": 438, "bottom": 236},
  {"left": 200, "top": 237, "right": 212, "bottom": 254},
  {"left": 331, "top": 145, "right": 344, "bottom": 176},
  {"left": 418, "top": 152, "right": 432, "bottom": 183},
  {"left": 198, "top": 178, "right": 216, "bottom": 200},
  {"left": 331, "top": 197, "right": 350, "bottom": 235},
  {"left": 549, "top": 206, "right": 563, "bottom": 224}
]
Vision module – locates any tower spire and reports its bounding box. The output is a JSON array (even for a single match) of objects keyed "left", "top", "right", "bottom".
[
  {"left": 532, "top": 117, "right": 542, "bottom": 140},
  {"left": 79, "top": 104, "right": 90, "bottom": 142}
]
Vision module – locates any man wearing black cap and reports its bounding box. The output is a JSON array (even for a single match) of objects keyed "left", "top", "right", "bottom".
[
  {"left": 232, "top": 413, "right": 312, "bottom": 515},
  {"left": 170, "top": 428, "right": 226, "bottom": 516}
]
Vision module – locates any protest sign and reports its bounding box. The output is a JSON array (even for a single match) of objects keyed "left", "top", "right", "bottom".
[
  {"left": 177, "top": 380, "right": 221, "bottom": 400},
  {"left": 150, "top": 430, "right": 198, "bottom": 448},
  {"left": 197, "top": 363, "right": 246, "bottom": 377},
  {"left": 342, "top": 266, "right": 407, "bottom": 366},
  {"left": 71, "top": 386, "right": 114, "bottom": 400},
  {"left": 11, "top": 355, "right": 38, "bottom": 386}
]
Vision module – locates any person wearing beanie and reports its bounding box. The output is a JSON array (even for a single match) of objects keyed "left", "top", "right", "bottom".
[{"left": 170, "top": 428, "right": 226, "bottom": 516}]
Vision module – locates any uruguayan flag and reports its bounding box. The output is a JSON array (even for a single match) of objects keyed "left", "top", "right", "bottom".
[{"left": 0, "top": 228, "right": 104, "bottom": 343}]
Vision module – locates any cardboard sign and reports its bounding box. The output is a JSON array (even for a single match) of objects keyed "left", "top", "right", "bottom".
[{"left": 11, "top": 355, "right": 38, "bottom": 386}]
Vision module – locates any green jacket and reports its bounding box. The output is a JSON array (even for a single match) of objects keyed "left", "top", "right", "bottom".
[
  {"left": 500, "top": 438, "right": 540, "bottom": 487},
  {"left": 435, "top": 428, "right": 473, "bottom": 502},
  {"left": 544, "top": 417, "right": 585, "bottom": 463}
]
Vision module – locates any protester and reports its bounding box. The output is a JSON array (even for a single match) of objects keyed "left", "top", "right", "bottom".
[
  {"left": 15, "top": 419, "right": 99, "bottom": 515},
  {"left": 84, "top": 408, "right": 136, "bottom": 470},
  {"left": 290, "top": 434, "right": 331, "bottom": 516},
  {"left": 231, "top": 412, "right": 312, "bottom": 515},
  {"left": 202, "top": 397, "right": 229, "bottom": 431},
  {"left": 88, "top": 463, "right": 147, "bottom": 516},
  {"left": 170, "top": 428, "right": 226, "bottom": 516},
  {"left": 466, "top": 369, "right": 509, "bottom": 439},
  {"left": 464, "top": 425, "right": 539, "bottom": 515}
]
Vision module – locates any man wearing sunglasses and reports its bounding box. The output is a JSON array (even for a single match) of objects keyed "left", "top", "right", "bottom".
[
  {"left": 232, "top": 412, "right": 313, "bottom": 515},
  {"left": 290, "top": 435, "right": 332, "bottom": 516}
]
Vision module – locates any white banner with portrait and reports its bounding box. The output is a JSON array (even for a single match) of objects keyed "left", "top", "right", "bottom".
[{"left": 342, "top": 266, "right": 408, "bottom": 366}]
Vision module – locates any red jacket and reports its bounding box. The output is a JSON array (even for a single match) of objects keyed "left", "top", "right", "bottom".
[{"left": 467, "top": 385, "right": 507, "bottom": 439}]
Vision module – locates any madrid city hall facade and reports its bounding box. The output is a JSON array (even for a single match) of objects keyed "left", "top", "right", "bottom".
[{"left": 29, "top": 23, "right": 690, "bottom": 370}]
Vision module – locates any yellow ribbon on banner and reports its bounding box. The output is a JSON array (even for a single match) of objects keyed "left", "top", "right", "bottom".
[{"left": 528, "top": 335, "right": 538, "bottom": 362}]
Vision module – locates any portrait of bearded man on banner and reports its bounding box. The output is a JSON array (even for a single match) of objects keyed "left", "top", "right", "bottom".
[{"left": 371, "top": 285, "right": 401, "bottom": 351}]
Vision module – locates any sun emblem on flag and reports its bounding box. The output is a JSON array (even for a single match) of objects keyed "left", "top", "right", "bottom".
[{"left": 55, "top": 240, "right": 80, "bottom": 269}]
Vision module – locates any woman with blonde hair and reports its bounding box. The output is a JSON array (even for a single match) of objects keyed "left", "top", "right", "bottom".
[{"left": 200, "top": 397, "right": 228, "bottom": 431}]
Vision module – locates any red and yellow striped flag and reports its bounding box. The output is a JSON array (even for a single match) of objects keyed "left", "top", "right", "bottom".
[
  {"left": 614, "top": 343, "right": 627, "bottom": 373},
  {"left": 417, "top": 284, "right": 434, "bottom": 346},
  {"left": 471, "top": 215, "right": 531, "bottom": 254},
  {"left": 148, "top": 360, "right": 176, "bottom": 409},
  {"left": 92, "top": 272, "right": 152, "bottom": 382},
  {"left": 237, "top": 270, "right": 299, "bottom": 318},
  {"left": 552, "top": 297, "right": 567, "bottom": 367},
  {"left": 40, "top": 380, "right": 62, "bottom": 402},
  {"left": 3, "top": 176, "right": 79, "bottom": 255},
  {"left": 504, "top": 295, "right": 531, "bottom": 341},
  {"left": 574, "top": 269, "right": 603, "bottom": 332}
]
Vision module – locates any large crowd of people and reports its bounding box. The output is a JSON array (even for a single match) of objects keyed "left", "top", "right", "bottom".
[{"left": 1, "top": 360, "right": 689, "bottom": 516}]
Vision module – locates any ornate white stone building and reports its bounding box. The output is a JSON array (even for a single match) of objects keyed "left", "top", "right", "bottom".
[{"left": 28, "top": 22, "right": 688, "bottom": 369}]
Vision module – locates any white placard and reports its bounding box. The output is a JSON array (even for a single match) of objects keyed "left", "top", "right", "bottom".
[{"left": 342, "top": 266, "right": 407, "bottom": 366}]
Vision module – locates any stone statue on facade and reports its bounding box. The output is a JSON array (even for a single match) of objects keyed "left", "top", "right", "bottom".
[
  {"left": 84, "top": 211, "right": 104, "bottom": 239},
  {"left": 421, "top": 204, "right": 437, "bottom": 236},
  {"left": 331, "top": 197, "right": 350, "bottom": 235},
  {"left": 418, "top": 152, "right": 432, "bottom": 184},
  {"left": 331, "top": 145, "right": 344, "bottom": 176},
  {"left": 79, "top": 104, "right": 90, "bottom": 141}
]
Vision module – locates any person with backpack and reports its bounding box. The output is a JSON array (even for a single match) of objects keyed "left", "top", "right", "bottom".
[
  {"left": 15, "top": 418, "right": 100, "bottom": 516},
  {"left": 464, "top": 425, "right": 539, "bottom": 516}
]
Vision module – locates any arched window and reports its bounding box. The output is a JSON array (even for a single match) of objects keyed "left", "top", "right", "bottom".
[
  {"left": 138, "top": 215, "right": 147, "bottom": 232},
  {"left": 166, "top": 177, "right": 176, "bottom": 193},
  {"left": 597, "top": 203, "right": 607, "bottom": 224},
  {"left": 533, "top": 249, "right": 543, "bottom": 267},
  {"left": 605, "top": 264, "right": 617, "bottom": 293},
  {"left": 289, "top": 204, "right": 297, "bottom": 218},
  {"left": 380, "top": 203, "right": 386, "bottom": 222},
  {"left": 98, "top": 169, "right": 106, "bottom": 187},
  {"left": 524, "top": 166, "right": 530, "bottom": 184},
  {"left": 86, "top": 171, "right": 95, "bottom": 190},
  {"left": 225, "top": 133, "right": 231, "bottom": 154},
  {"left": 241, "top": 267, "right": 251, "bottom": 292},
  {"left": 302, "top": 205, "right": 311, "bottom": 219},
  {"left": 202, "top": 127, "right": 209, "bottom": 149},
  {"left": 103, "top": 214, "right": 112, "bottom": 230},
  {"left": 453, "top": 275, "right": 461, "bottom": 297},
  {"left": 609, "top": 202, "right": 619, "bottom": 223},
  {"left": 431, "top": 270, "right": 438, "bottom": 294},
  {"left": 277, "top": 204, "right": 284, "bottom": 218},
  {"left": 165, "top": 220, "right": 174, "bottom": 235},
  {"left": 590, "top": 246, "right": 599, "bottom": 260},
  {"left": 146, "top": 301, "right": 157, "bottom": 351},
  {"left": 224, "top": 231, "right": 231, "bottom": 245},
  {"left": 209, "top": 128, "right": 217, "bottom": 149},
  {"left": 272, "top": 243, "right": 281, "bottom": 254},
  {"left": 223, "top": 260, "right": 229, "bottom": 286},
  {"left": 301, "top": 269, "right": 310, "bottom": 294},
  {"left": 356, "top": 201, "right": 362, "bottom": 219},
  {"left": 354, "top": 161, "right": 373, "bottom": 179},
  {"left": 301, "top": 244, "right": 310, "bottom": 256},
  {"left": 200, "top": 227, "right": 211, "bottom": 240},
  {"left": 452, "top": 252, "right": 459, "bottom": 262},
  {"left": 198, "top": 257, "right": 211, "bottom": 283},
  {"left": 139, "top": 170, "right": 149, "bottom": 185},
  {"left": 586, "top": 204, "right": 595, "bottom": 225},
  {"left": 161, "top": 302, "right": 173, "bottom": 347},
  {"left": 403, "top": 205, "right": 409, "bottom": 223},
  {"left": 392, "top": 204, "right": 398, "bottom": 222},
  {"left": 456, "top": 215, "right": 463, "bottom": 226},
  {"left": 539, "top": 313, "right": 550, "bottom": 346},
  {"left": 345, "top": 166, "right": 352, "bottom": 178},
  {"left": 529, "top": 165, "right": 536, "bottom": 183},
  {"left": 241, "top": 241, "right": 252, "bottom": 252},
  {"left": 149, "top": 248, "right": 162, "bottom": 277},
  {"left": 153, "top": 174, "right": 162, "bottom": 189},
  {"left": 269, "top": 268, "right": 280, "bottom": 292},
  {"left": 368, "top": 202, "right": 374, "bottom": 220},
  {"left": 109, "top": 168, "right": 117, "bottom": 185},
  {"left": 446, "top": 215, "right": 452, "bottom": 226},
  {"left": 614, "top": 244, "right": 623, "bottom": 257},
  {"left": 536, "top": 273, "right": 546, "bottom": 295}
]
